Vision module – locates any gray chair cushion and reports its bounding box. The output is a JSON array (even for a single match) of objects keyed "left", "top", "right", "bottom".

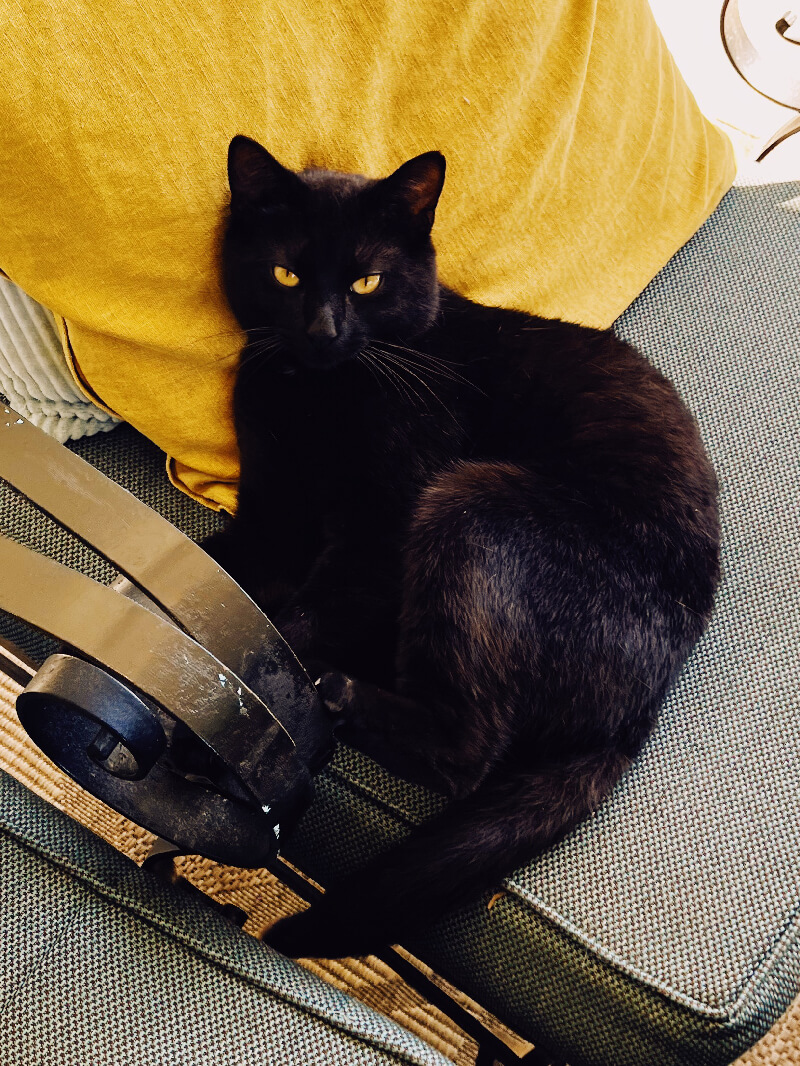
[
  {"left": 1, "top": 177, "right": 798, "bottom": 1066},
  {"left": 0, "top": 771, "right": 452, "bottom": 1066}
]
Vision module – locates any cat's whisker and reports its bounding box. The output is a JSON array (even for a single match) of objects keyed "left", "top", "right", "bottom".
[
  {"left": 373, "top": 341, "right": 484, "bottom": 393},
  {"left": 375, "top": 339, "right": 462, "bottom": 367},
  {"left": 175, "top": 351, "right": 238, "bottom": 367},
  {"left": 244, "top": 326, "right": 286, "bottom": 339},
  {"left": 247, "top": 335, "right": 284, "bottom": 350},
  {"left": 376, "top": 347, "right": 463, "bottom": 383},
  {"left": 357, "top": 352, "right": 389, "bottom": 395},
  {"left": 380, "top": 352, "right": 476, "bottom": 392},
  {"left": 155, "top": 335, "right": 247, "bottom": 363},
  {"left": 237, "top": 336, "right": 285, "bottom": 377},
  {"left": 241, "top": 330, "right": 285, "bottom": 350},
  {"left": 371, "top": 347, "right": 456, "bottom": 404},
  {"left": 360, "top": 348, "right": 400, "bottom": 394},
  {"left": 368, "top": 347, "right": 462, "bottom": 426},
  {"left": 240, "top": 341, "right": 282, "bottom": 364},
  {"left": 363, "top": 354, "right": 415, "bottom": 407},
  {"left": 371, "top": 349, "right": 445, "bottom": 401},
  {"left": 163, "top": 325, "right": 284, "bottom": 363},
  {"left": 375, "top": 338, "right": 435, "bottom": 356},
  {"left": 364, "top": 348, "right": 426, "bottom": 410},
  {"left": 366, "top": 351, "right": 423, "bottom": 409}
]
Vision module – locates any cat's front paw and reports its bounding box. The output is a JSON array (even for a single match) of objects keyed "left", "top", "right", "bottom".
[{"left": 313, "top": 670, "right": 360, "bottom": 722}]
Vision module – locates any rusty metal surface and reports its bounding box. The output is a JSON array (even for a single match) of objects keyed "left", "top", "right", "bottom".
[
  {"left": 0, "top": 406, "right": 333, "bottom": 863},
  {"left": 0, "top": 403, "right": 329, "bottom": 765}
]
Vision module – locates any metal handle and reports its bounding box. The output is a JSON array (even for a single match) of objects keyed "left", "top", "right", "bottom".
[
  {"left": 19, "top": 654, "right": 167, "bottom": 781},
  {"left": 721, "top": 0, "right": 800, "bottom": 108}
]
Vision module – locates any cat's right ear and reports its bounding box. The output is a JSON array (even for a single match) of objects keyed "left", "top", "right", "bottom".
[
  {"left": 227, "top": 135, "right": 303, "bottom": 210},
  {"left": 377, "top": 152, "right": 446, "bottom": 234}
]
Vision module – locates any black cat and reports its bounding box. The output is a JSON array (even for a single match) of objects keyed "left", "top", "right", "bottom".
[{"left": 206, "top": 135, "right": 719, "bottom": 959}]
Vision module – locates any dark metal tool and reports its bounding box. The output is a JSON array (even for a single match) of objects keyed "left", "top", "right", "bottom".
[
  {"left": 722, "top": 0, "right": 800, "bottom": 159},
  {"left": 0, "top": 404, "right": 334, "bottom": 866}
]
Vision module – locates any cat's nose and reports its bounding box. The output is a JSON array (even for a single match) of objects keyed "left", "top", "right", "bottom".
[{"left": 307, "top": 305, "right": 339, "bottom": 343}]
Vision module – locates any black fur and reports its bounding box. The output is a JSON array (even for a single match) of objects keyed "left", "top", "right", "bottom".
[{"left": 205, "top": 135, "right": 720, "bottom": 959}]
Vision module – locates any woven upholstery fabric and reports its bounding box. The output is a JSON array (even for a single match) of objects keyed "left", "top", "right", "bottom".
[
  {"left": 1, "top": 180, "right": 798, "bottom": 1066},
  {"left": 0, "top": 771, "right": 452, "bottom": 1066}
]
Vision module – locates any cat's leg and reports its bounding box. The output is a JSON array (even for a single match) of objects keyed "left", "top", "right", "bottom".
[
  {"left": 314, "top": 460, "right": 563, "bottom": 794},
  {"left": 273, "top": 536, "right": 403, "bottom": 685},
  {"left": 314, "top": 670, "right": 483, "bottom": 796},
  {"left": 201, "top": 519, "right": 308, "bottom": 615},
  {"left": 201, "top": 454, "right": 327, "bottom": 618},
  {"left": 324, "top": 459, "right": 658, "bottom": 793}
]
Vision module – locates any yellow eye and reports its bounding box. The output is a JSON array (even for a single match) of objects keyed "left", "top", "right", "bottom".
[
  {"left": 273, "top": 265, "right": 300, "bottom": 288},
  {"left": 351, "top": 273, "right": 382, "bottom": 296}
]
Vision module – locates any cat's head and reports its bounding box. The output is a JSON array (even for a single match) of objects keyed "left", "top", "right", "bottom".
[{"left": 223, "top": 135, "right": 445, "bottom": 370}]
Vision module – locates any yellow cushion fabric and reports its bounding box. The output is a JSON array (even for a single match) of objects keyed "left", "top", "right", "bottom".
[{"left": 0, "top": 0, "right": 734, "bottom": 512}]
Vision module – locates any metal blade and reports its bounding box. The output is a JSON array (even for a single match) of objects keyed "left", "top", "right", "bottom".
[{"left": 0, "top": 405, "right": 329, "bottom": 760}]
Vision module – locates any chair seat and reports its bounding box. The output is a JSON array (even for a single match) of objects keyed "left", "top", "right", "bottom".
[
  {"left": 2, "top": 177, "right": 799, "bottom": 1066},
  {"left": 0, "top": 771, "right": 452, "bottom": 1066}
]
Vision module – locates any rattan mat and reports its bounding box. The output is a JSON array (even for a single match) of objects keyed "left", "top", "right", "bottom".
[{"left": 1, "top": 666, "right": 797, "bottom": 1065}]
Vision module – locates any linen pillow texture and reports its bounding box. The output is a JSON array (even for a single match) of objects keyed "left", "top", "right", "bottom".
[{"left": 0, "top": 0, "right": 734, "bottom": 512}]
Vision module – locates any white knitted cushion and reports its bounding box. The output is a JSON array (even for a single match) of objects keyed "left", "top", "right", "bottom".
[{"left": 0, "top": 277, "right": 119, "bottom": 442}]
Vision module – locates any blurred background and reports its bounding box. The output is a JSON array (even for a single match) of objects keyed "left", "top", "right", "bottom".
[{"left": 648, "top": 0, "right": 800, "bottom": 182}]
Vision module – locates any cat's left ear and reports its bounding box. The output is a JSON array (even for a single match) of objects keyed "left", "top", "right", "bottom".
[
  {"left": 377, "top": 152, "right": 446, "bottom": 233},
  {"left": 227, "top": 135, "right": 304, "bottom": 210}
]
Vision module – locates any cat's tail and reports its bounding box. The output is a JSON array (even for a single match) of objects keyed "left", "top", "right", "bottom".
[{"left": 264, "top": 746, "right": 631, "bottom": 959}]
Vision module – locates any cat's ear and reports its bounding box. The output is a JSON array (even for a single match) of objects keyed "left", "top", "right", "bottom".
[
  {"left": 377, "top": 152, "right": 446, "bottom": 233},
  {"left": 227, "top": 135, "right": 304, "bottom": 209}
]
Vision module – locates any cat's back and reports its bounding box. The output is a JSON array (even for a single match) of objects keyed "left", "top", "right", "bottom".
[{"left": 435, "top": 290, "right": 717, "bottom": 532}]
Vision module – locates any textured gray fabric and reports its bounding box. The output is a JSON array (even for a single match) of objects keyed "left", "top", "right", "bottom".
[
  {"left": 0, "top": 771, "right": 452, "bottom": 1066},
  {"left": 1, "top": 180, "right": 798, "bottom": 1066}
]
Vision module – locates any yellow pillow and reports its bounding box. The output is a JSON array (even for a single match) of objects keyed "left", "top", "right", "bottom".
[{"left": 0, "top": 0, "right": 734, "bottom": 513}]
